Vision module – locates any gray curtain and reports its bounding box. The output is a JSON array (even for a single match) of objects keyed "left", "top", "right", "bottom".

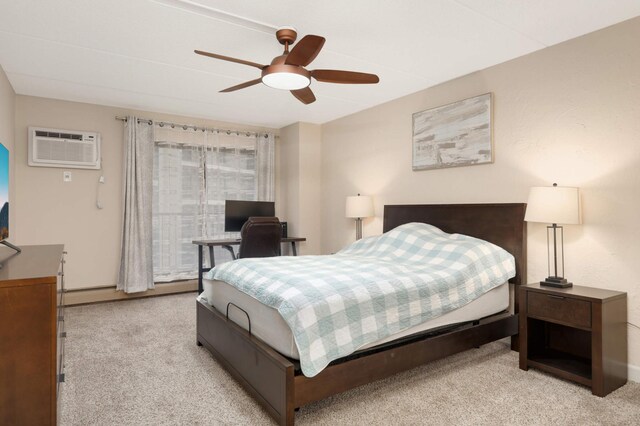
[
  {"left": 117, "top": 116, "right": 155, "bottom": 293},
  {"left": 256, "top": 132, "right": 275, "bottom": 201}
]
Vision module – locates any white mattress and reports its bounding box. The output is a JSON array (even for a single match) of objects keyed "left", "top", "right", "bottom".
[{"left": 202, "top": 279, "right": 509, "bottom": 360}]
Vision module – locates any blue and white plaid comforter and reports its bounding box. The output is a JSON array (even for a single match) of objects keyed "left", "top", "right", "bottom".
[{"left": 205, "top": 222, "right": 515, "bottom": 377}]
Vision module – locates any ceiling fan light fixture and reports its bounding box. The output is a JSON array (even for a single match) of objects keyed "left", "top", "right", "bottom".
[
  {"left": 261, "top": 65, "right": 310, "bottom": 90},
  {"left": 262, "top": 72, "right": 310, "bottom": 90}
]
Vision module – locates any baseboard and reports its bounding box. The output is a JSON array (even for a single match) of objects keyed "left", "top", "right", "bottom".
[
  {"left": 64, "top": 280, "right": 197, "bottom": 305},
  {"left": 629, "top": 363, "right": 640, "bottom": 383}
]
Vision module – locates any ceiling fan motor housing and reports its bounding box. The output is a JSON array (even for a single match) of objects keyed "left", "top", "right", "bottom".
[{"left": 276, "top": 27, "right": 298, "bottom": 45}]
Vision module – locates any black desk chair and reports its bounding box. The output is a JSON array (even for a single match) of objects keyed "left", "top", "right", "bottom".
[{"left": 237, "top": 217, "right": 282, "bottom": 259}]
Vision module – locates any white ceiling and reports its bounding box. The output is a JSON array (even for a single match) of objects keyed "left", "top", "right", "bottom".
[{"left": 0, "top": 0, "right": 639, "bottom": 128}]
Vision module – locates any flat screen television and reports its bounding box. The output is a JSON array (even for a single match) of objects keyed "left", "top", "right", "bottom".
[
  {"left": 224, "top": 200, "right": 275, "bottom": 232},
  {"left": 0, "top": 142, "right": 19, "bottom": 253},
  {"left": 0, "top": 143, "right": 9, "bottom": 241}
]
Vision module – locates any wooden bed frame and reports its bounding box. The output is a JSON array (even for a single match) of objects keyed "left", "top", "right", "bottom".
[{"left": 196, "top": 203, "right": 527, "bottom": 425}]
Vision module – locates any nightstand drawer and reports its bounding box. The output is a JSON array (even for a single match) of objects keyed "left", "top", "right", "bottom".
[{"left": 527, "top": 292, "right": 591, "bottom": 328}]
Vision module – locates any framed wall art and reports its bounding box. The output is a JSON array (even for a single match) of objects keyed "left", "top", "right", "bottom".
[{"left": 412, "top": 93, "right": 493, "bottom": 171}]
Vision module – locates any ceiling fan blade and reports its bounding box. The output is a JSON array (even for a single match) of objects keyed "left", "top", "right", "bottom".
[
  {"left": 220, "top": 78, "right": 262, "bottom": 93},
  {"left": 285, "top": 35, "right": 326, "bottom": 67},
  {"left": 291, "top": 87, "right": 316, "bottom": 104},
  {"left": 311, "top": 69, "right": 379, "bottom": 84},
  {"left": 194, "top": 50, "right": 265, "bottom": 70}
]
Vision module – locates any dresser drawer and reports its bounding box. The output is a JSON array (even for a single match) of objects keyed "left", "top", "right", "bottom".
[{"left": 527, "top": 291, "right": 591, "bottom": 328}]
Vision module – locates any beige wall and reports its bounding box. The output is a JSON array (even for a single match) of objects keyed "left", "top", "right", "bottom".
[
  {"left": 13, "top": 95, "right": 279, "bottom": 290},
  {"left": 0, "top": 65, "right": 14, "bottom": 153},
  {"left": 279, "top": 122, "right": 322, "bottom": 254},
  {"left": 0, "top": 65, "right": 15, "bottom": 240},
  {"left": 321, "top": 18, "right": 640, "bottom": 371},
  {"left": 298, "top": 123, "right": 322, "bottom": 255}
]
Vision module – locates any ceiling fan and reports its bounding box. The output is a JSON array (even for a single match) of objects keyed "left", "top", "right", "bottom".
[{"left": 195, "top": 27, "right": 380, "bottom": 105}]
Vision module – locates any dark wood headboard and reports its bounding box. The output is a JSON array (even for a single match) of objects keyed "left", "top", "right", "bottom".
[{"left": 383, "top": 203, "right": 527, "bottom": 285}]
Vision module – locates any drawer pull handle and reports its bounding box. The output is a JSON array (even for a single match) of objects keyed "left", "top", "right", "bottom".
[{"left": 547, "top": 295, "right": 565, "bottom": 300}]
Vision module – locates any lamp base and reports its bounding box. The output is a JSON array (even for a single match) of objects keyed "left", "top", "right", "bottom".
[{"left": 540, "top": 276, "right": 573, "bottom": 288}]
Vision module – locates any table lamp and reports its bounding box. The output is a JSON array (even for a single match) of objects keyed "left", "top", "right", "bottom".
[
  {"left": 525, "top": 183, "right": 581, "bottom": 288},
  {"left": 346, "top": 194, "right": 373, "bottom": 240}
]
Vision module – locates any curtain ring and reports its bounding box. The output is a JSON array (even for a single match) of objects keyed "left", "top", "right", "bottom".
[
  {"left": 171, "top": 124, "right": 175, "bottom": 129},
  {"left": 159, "top": 122, "right": 164, "bottom": 127},
  {"left": 226, "top": 130, "right": 231, "bottom": 135},
  {"left": 147, "top": 120, "right": 152, "bottom": 125}
]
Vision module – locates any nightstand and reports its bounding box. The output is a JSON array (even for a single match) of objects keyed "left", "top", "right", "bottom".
[{"left": 519, "top": 283, "right": 627, "bottom": 397}]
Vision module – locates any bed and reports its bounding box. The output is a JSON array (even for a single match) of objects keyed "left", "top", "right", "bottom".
[{"left": 196, "top": 203, "right": 526, "bottom": 425}]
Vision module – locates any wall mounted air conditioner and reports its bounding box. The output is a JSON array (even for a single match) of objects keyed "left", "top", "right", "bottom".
[{"left": 28, "top": 126, "right": 101, "bottom": 169}]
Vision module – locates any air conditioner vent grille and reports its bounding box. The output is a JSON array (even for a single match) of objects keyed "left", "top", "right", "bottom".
[
  {"left": 34, "top": 130, "right": 84, "bottom": 140},
  {"left": 36, "top": 139, "right": 96, "bottom": 163}
]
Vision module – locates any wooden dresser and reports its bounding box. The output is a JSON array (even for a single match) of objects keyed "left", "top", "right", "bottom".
[{"left": 0, "top": 245, "right": 66, "bottom": 425}]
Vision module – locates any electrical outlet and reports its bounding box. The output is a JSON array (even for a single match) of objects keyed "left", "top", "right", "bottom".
[
  {"left": 99, "top": 175, "right": 105, "bottom": 183},
  {"left": 63, "top": 171, "right": 72, "bottom": 182}
]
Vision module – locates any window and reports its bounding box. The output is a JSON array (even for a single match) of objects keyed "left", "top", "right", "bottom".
[{"left": 152, "top": 130, "right": 273, "bottom": 282}]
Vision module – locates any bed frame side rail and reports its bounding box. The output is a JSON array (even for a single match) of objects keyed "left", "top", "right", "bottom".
[{"left": 294, "top": 312, "right": 517, "bottom": 407}]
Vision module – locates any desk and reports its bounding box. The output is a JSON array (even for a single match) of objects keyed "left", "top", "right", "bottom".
[{"left": 192, "top": 237, "right": 306, "bottom": 293}]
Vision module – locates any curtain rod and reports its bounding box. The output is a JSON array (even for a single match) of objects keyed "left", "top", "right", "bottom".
[{"left": 114, "top": 116, "right": 275, "bottom": 138}]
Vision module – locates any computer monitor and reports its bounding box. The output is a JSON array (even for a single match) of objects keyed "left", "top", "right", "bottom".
[{"left": 224, "top": 200, "right": 275, "bottom": 232}]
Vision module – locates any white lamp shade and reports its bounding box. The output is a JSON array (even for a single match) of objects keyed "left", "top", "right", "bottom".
[
  {"left": 346, "top": 195, "right": 374, "bottom": 218},
  {"left": 525, "top": 185, "right": 581, "bottom": 225}
]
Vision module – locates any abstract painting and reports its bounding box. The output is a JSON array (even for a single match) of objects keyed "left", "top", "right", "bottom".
[{"left": 412, "top": 93, "right": 493, "bottom": 171}]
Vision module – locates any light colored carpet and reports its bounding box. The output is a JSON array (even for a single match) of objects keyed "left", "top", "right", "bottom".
[{"left": 61, "top": 293, "right": 640, "bottom": 425}]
